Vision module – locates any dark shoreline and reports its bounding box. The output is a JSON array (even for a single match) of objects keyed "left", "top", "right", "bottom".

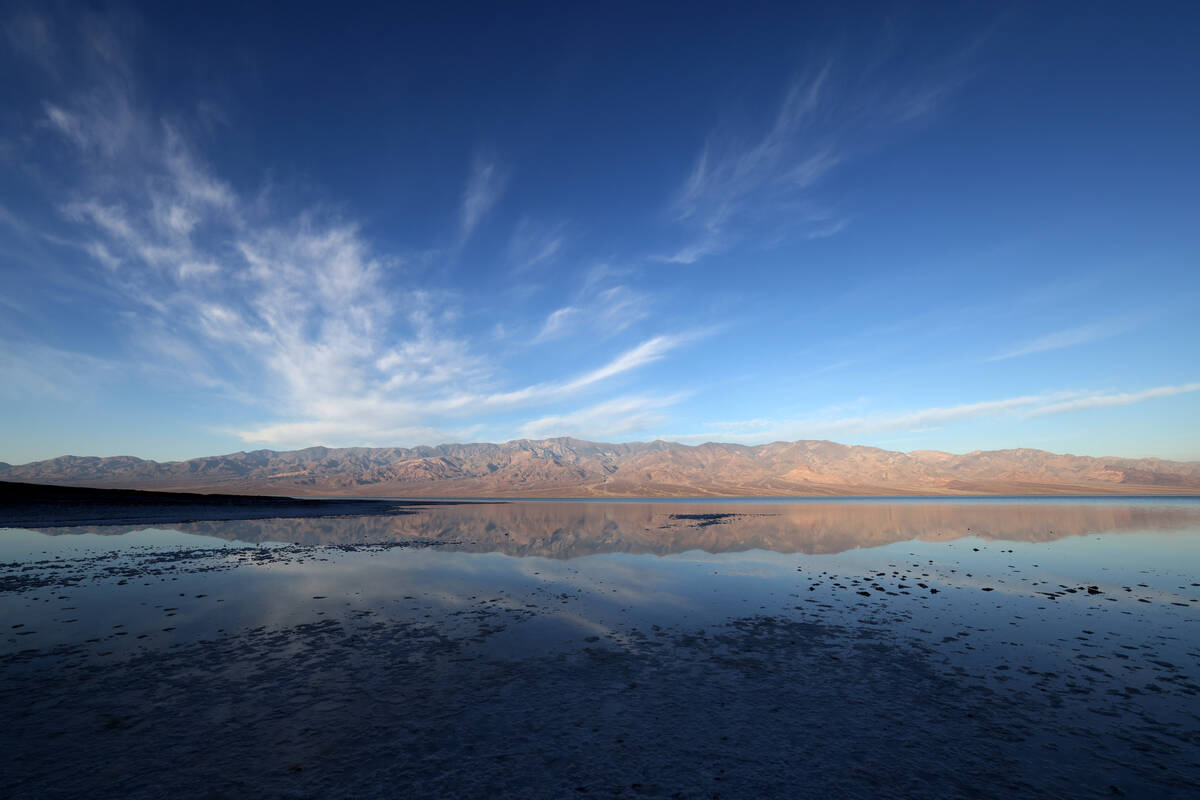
[{"left": 0, "top": 481, "right": 473, "bottom": 528}]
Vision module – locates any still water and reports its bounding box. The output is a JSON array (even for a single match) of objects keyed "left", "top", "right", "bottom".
[{"left": 3, "top": 498, "right": 1199, "bottom": 798}]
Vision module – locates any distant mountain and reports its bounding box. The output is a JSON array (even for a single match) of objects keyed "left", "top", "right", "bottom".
[{"left": 3, "top": 438, "right": 1198, "bottom": 497}]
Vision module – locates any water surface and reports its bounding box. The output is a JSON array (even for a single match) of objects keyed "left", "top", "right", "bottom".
[{"left": 3, "top": 498, "right": 1198, "bottom": 798}]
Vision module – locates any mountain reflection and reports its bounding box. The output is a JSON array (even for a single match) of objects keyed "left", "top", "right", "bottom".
[{"left": 31, "top": 500, "right": 1200, "bottom": 557}]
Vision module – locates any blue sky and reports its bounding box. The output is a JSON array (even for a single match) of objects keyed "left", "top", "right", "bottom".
[{"left": 1, "top": 1, "right": 1198, "bottom": 464}]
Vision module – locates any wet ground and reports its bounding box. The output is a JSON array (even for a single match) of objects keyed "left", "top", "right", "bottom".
[{"left": 2, "top": 498, "right": 1199, "bottom": 798}]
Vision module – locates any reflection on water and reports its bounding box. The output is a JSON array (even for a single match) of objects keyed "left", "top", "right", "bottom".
[
  {"left": 3, "top": 498, "right": 1199, "bottom": 797},
  {"left": 28, "top": 497, "right": 1200, "bottom": 556}
]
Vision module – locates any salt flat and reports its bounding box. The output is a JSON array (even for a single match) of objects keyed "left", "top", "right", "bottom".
[{"left": 2, "top": 499, "right": 1198, "bottom": 798}]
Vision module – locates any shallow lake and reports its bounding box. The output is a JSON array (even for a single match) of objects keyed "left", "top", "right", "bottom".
[{"left": 3, "top": 498, "right": 1199, "bottom": 798}]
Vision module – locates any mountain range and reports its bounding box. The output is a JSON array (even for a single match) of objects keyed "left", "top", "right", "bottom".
[{"left": 2, "top": 438, "right": 1198, "bottom": 496}]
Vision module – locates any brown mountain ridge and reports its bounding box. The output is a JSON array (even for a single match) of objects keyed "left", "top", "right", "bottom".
[{"left": 2, "top": 438, "right": 1198, "bottom": 497}]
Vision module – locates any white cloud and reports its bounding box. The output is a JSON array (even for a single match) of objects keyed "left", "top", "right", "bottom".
[
  {"left": 35, "top": 60, "right": 512, "bottom": 447},
  {"left": 533, "top": 306, "right": 580, "bottom": 342},
  {"left": 375, "top": 327, "right": 487, "bottom": 392},
  {"left": 15, "top": 14, "right": 717, "bottom": 452},
  {"left": 806, "top": 217, "right": 850, "bottom": 239},
  {"left": 84, "top": 240, "right": 121, "bottom": 269},
  {"left": 162, "top": 124, "right": 235, "bottom": 210},
  {"left": 673, "top": 70, "right": 832, "bottom": 224},
  {"left": 44, "top": 80, "right": 702, "bottom": 449},
  {"left": 518, "top": 394, "right": 684, "bottom": 440},
  {"left": 562, "top": 335, "right": 683, "bottom": 391},
  {"left": 665, "top": 66, "right": 841, "bottom": 261},
  {"left": 1024, "top": 383, "right": 1200, "bottom": 418},
  {"left": 591, "top": 286, "right": 648, "bottom": 333},
  {"left": 0, "top": 342, "right": 118, "bottom": 400},
  {"left": 63, "top": 200, "right": 136, "bottom": 241},
  {"left": 761, "top": 393, "right": 1070, "bottom": 440},
  {"left": 41, "top": 62, "right": 138, "bottom": 159},
  {"left": 664, "top": 382, "right": 1199, "bottom": 445},
  {"left": 235, "top": 419, "right": 484, "bottom": 450},
  {"left": 43, "top": 103, "right": 88, "bottom": 148},
  {"left": 988, "top": 319, "right": 1136, "bottom": 361},
  {"left": 231, "top": 330, "right": 697, "bottom": 446},
  {"left": 665, "top": 49, "right": 968, "bottom": 263},
  {"left": 176, "top": 260, "right": 220, "bottom": 280},
  {"left": 508, "top": 217, "right": 566, "bottom": 272},
  {"left": 660, "top": 233, "right": 726, "bottom": 265},
  {"left": 439, "top": 332, "right": 699, "bottom": 414},
  {"left": 532, "top": 284, "right": 648, "bottom": 343},
  {"left": 459, "top": 154, "right": 507, "bottom": 238}
]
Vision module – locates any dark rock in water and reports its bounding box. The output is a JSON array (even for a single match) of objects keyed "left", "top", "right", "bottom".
[{"left": 666, "top": 512, "right": 768, "bottom": 528}]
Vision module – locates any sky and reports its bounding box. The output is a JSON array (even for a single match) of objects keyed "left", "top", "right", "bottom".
[{"left": 1, "top": 1, "right": 1198, "bottom": 465}]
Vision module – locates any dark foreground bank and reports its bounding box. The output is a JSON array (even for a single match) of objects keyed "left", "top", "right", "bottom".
[{"left": 0, "top": 481, "right": 460, "bottom": 528}]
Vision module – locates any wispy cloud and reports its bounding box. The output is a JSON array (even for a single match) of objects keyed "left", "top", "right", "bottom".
[
  {"left": 806, "top": 217, "right": 850, "bottom": 239},
  {"left": 664, "top": 45, "right": 970, "bottom": 264},
  {"left": 233, "top": 420, "right": 485, "bottom": 451},
  {"left": 441, "top": 332, "right": 701, "bottom": 413},
  {"left": 533, "top": 306, "right": 581, "bottom": 342},
  {"left": 665, "top": 382, "right": 1198, "bottom": 444},
  {"left": 49, "top": 102, "right": 694, "bottom": 447},
  {"left": 1024, "top": 383, "right": 1200, "bottom": 418},
  {"left": 0, "top": 341, "right": 119, "bottom": 400},
  {"left": 532, "top": 284, "right": 648, "bottom": 343},
  {"left": 563, "top": 335, "right": 686, "bottom": 390},
  {"left": 757, "top": 392, "right": 1070, "bottom": 440},
  {"left": 518, "top": 394, "right": 685, "bottom": 440},
  {"left": 662, "top": 66, "right": 841, "bottom": 262},
  {"left": 459, "top": 153, "right": 508, "bottom": 239},
  {"left": 22, "top": 19, "right": 712, "bottom": 451},
  {"left": 43, "top": 103, "right": 88, "bottom": 148},
  {"left": 659, "top": 233, "right": 727, "bottom": 265},
  {"left": 668, "top": 92, "right": 839, "bottom": 259},
  {"left": 508, "top": 217, "right": 566, "bottom": 272},
  {"left": 988, "top": 319, "right": 1137, "bottom": 361}
]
